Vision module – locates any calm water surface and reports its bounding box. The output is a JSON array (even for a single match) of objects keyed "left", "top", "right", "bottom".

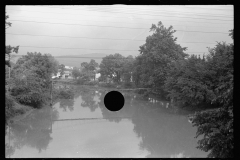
[{"left": 5, "top": 88, "right": 208, "bottom": 158}]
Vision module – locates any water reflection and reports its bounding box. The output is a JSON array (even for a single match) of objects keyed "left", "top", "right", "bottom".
[
  {"left": 5, "top": 106, "right": 59, "bottom": 157},
  {"left": 80, "top": 89, "right": 98, "bottom": 112},
  {"left": 5, "top": 88, "right": 208, "bottom": 158},
  {"left": 59, "top": 99, "right": 75, "bottom": 112},
  {"left": 132, "top": 101, "right": 206, "bottom": 158},
  {"left": 96, "top": 90, "right": 137, "bottom": 123}
]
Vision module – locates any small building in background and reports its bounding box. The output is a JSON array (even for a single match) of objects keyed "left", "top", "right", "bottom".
[
  {"left": 65, "top": 66, "right": 73, "bottom": 70},
  {"left": 52, "top": 72, "right": 61, "bottom": 79},
  {"left": 62, "top": 70, "right": 73, "bottom": 79},
  {"left": 95, "top": 73, "right": 101, "bottom": 80}
]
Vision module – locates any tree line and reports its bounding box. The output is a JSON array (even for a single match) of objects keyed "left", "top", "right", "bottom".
[
  {"left": 6, "top": 11, "right": 233, "bottom": 158},
  {"left": 96, "top": 21, "right": 233, "bottom": 157}
]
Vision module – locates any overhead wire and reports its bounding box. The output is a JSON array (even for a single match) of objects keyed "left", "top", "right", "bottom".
[
  {"left": 40, "top": 5, "right": 233, "bottom": 20},
  {"left": 69, "top": 7, "right": 233, "bottom": 22},
  {"left": 7, "top": 19, "right": 230, "bottom": 34},
  {"left": 184, "top": 6, "right": 233, "bottom": 11},
  {"left": 11, "top": 46, "right": 207, "bottom": 54},
  {"left": 6, "top": 7, "right": 232, "bottom": 57},
  {"left": 16, "top": 45, "right": 137, "bottom": 51},
  {"left": 8, "top": 15, "right": 232, "bottom": 29},
  {"left": 6, "top": 8, "right": 233, "bottom": 24},
  {"left": 6, "top": 32, "right": 218, "bottom": 44},
  {"left": 35, "top": 5, "right": 234, "bottom": 18}
]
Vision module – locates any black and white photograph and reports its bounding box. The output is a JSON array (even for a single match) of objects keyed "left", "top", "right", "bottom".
[{"left": 5, "top": 5, "right": 233, "bottom": 158}]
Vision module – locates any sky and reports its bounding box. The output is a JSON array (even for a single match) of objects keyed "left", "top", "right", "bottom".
[{"left": 6, "top": 5, "right": 233, "bottom": 58}]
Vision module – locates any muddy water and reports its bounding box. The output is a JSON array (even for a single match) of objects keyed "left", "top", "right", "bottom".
[{"left": 5, "top": 88, "right": 208, "bottom": 158}]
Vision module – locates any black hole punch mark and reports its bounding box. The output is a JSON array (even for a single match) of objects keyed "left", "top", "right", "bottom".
[{"left": 104, "top": 91, "right": 125, "bottom": 112}]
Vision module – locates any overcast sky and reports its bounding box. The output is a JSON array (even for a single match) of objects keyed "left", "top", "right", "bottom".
[{"left": 6, "top": 5, "right": 233, "bottom": 58}]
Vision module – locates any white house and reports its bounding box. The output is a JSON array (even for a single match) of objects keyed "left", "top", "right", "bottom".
[
  {"left": 52, "top": 72, "right": 61, "bottom": 79},
  {"left": 65, "top": 66, "right": 73, "bottom": 70},
  {"left": 95, "top": 73, "right": 101, "bottom": 79}
]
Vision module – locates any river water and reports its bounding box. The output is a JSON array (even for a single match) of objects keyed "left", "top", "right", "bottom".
[{"left": 5, "top": 87, "right": 208, "bottom": 158}]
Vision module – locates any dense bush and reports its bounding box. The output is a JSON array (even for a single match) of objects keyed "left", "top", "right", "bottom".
[
  {"left": 164, "top": 56, "right": 216, "bottom": 107},
  {"left": 9, "top": 52, "right": 58, "bottom": 108}
]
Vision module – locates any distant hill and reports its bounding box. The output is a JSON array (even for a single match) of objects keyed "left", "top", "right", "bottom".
[{"left": 10, "top": 53, "right": 109, "bottom": 68}]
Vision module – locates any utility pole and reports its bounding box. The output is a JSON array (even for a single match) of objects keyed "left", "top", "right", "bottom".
[
  {"left": 8, "top": 54, "right": 11, "bottom": 92},
  {"left": 50, "top": 80, "right": 53, "bottom": 107},
  {"left": 8, "top": 125, "right": 10, "bottom": 158}
]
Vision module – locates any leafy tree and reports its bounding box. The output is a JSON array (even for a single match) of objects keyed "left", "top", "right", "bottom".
[
  {"left": 190, "top": 30, "right": 234, "bottom": 158},
  {"left": 99, "top": 53, "right": 125, "bottom": 83},
  {"left": 10, "top": 52, "right": 59, "bottom": 107},
  {"left": 77, "top": 72, "right": 91, "bottom": 85},
  {"left": 134, "top": 21, "right": 188, "bottom": 94},
  {"left": 81, "top": 62, "right": 88, "bottom": 69},
  {"left": 88, "top": 59, "right": 99, "bottom": 81},
  {"left": 80, "top": 59, "right": 99, "bottom": 81},
  {"left": 88, "top": 59, "right": 99, "bottom": 71},
  {"left": 72, "top": 67, "right": 80, "bottom": 79},
  {"left": 98, "top": 74, "right": 108, "bottom": 82},
  {"left": 5, "top": 13, "right": 20, "bottom": 122},
  {"left": 164, "top": 55, "right": 216, "bottom": 106},
  {"left": 229, "top": 29, "right": 234, "bottom": 40},
  {"left": 5, "top": 13, "right": 19, "bottom": 67},
  {"left": 121, "top": 55, "right": 135, "bottom": 87},
  {"left": 58, "top": 64, "right": 65, "bottom": 77}
]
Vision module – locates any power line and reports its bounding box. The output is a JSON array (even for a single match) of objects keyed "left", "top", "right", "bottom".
[
  {"left": 110, "top": 5, "right": 233, "bottom": 12},
  {"left": 37, "top": 5, "right": 234, "bottom": 18},
  {"left": 6, "top": 8, "right": 233, "bottom": 24},
  {"left": 13, "top": 53, "right": 210, "bottom": 60},
  {"left": 8, "top": 20, "right": 230, "bottom": 34},
  {"left": 17, "top": 45, "right": 137, "bottom": 51},
  {"left": 75, "top": 7, "right": 232, "bottom": 22},
  {"left": 8, "top": 15, "right": 232, "bottom": 29},
  {"left": 9, "top": 19, "right": 148, "bottom": 29},
  {"left": 41, "top": 6, "right": 233, "bottom": 20},
  {"left": 6, "top": 33, "right": 218, "bottom": 44},
  {"left": 6, "top": 33, "right": 144, "bottom": 41},
  {"left": 13, "top": 45, "right": 207, "bottom": 54},
  {"left": 184, "top": 6, "right": 233, "bottom": 11}
]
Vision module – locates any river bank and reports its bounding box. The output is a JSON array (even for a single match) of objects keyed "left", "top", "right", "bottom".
[
  {"left": 6, "top": 82, "right": 219, "bottom": 127},
  {"left": 6, "top": 102, "right": 35, "bottom": 125}
]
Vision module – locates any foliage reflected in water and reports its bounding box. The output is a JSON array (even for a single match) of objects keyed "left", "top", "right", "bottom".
[
  {"left": 131, "top": 99, "right": 202, "bottom": 158},
  {"left": 80, "top": 90, "right": 98, "bottom": 112},
  {"left": 95, "top": 90, "right": 137, "bottom": 123},
  {"left": 59, "top": 99, "right": 75, "bottom": 112},
  {"left": 5, "top": 107, "right": 59, "bottom": 157}
]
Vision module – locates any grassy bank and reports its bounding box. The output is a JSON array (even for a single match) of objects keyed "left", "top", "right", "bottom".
[{"left": 6, "top": 101, "right": 35, "bottom": 125}]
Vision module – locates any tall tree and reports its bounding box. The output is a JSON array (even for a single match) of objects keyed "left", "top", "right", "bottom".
[
  {"left": 164, "top": 54, "right": 216, "bottom": 106},
  {"left": 191, "top": 30, "right": 234, "bottom": 158},
  {"left": 88, "top": 59, "right": 99, "bottom": 81},
  {"left": 80, "top": 60, "right": 98, "bottom": 81},
  {"left": 72, "top": 67, "right": 80, "bottom": 79},
  {"left": 88, "top": 59, "right": 99, "bottom": 71},
  {"left": 121, "top": 55, "right": 134, "bottom": 84},
  {"left": 135, "top": 21, "right": 188, "bottom": 94},
  {"left": 99, "top": 53, "right": 125, "bottom": 83},
  {"left": 59, "top": 64, "right": 65, "bottom": 77},
  {"left": 5, "top": 13, "right": 19, "bottom": 67},
  {"left": 10, "top": 52, "right": 59, "bottom": 107}
]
